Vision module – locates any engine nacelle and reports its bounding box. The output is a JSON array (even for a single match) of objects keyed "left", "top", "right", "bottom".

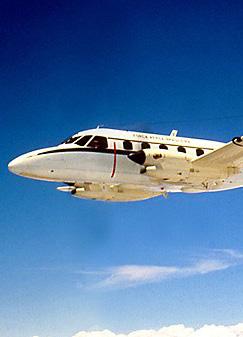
[
  {"left": 128, "top": 149, "right": 193, "bottom": 181},
  {"left": 128, "top": 149, "right": 192, "bottom": 166}
]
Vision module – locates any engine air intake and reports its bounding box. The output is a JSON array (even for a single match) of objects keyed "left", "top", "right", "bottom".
[{"left": 128, "top": 150, "right": 146, "bottom": 165}]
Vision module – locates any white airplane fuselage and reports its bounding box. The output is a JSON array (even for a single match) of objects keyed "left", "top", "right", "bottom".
[{"left": 8, "top": 128, "right": 243, "bottom": 201}]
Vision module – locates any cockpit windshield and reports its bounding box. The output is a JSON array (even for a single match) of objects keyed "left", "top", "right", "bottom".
[
  {"left": 61, "top": 134, "right": 107, "bottom": 148},
  {"left": 61, "top": 135, "right": 80, "bottom": 144},
  {"left": 75, "top": 135, "right": 92, "bottom": 146}
]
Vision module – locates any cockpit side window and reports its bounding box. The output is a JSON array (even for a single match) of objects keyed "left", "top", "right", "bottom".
[
  {"left": 88, "top": 136, "right": 108, "bottom": 149},
  {"left": 75, "top": 135, "right": 92, "bottom": 146}
]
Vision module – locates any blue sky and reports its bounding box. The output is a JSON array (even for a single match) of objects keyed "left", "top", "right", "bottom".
[{"left": 1, "top": 1, "right": 243, "bottom": 337}]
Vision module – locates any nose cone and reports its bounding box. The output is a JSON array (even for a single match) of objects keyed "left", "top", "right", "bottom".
[
  {"left": 8, "top": 156, "right": 29, "bottom": 176},
  {"left": 8, "top": 147, "right": 66, "bottom": 182}
]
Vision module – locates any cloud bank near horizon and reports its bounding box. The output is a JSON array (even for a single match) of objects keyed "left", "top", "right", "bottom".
[
  {"left": 72, "top": 323, "right": 243, "bottom": 337},
  {"left": 78, "top": 249, "right": 243, "bottom": 289}
]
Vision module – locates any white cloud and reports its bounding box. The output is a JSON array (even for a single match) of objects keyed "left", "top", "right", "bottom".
[
  {"left": 72, "top": 323, "right": 243, "bottom": 337},
  {"left": 81, "top": 249, "right": 243, "bottom": 289},
  {"left": 31, "top": 324, "right": 243, "bottom": 337},
  {"left": 213, "top": 249, "right": 243, "bottom": 259}
]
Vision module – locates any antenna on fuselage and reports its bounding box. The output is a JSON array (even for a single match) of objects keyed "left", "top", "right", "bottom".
[{"left": 170, "top": 129, "right": 178, "bottom": 137}]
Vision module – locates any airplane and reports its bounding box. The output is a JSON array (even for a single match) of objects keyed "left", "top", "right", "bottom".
[{"left": 8, "top": 127, "right": 243, "bottom": 201}]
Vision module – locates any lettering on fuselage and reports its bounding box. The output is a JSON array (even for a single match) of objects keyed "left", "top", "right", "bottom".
[{"left": 131, "top": 133, "right": 191, "bottom": 144}]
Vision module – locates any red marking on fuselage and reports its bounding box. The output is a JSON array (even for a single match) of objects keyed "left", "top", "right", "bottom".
[{"left": 111, "top": 142, "right": 117, "bottom": 178}]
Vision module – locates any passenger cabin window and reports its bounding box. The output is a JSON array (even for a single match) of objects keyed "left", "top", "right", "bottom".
[
  {"left": 177, "top": 146, "right": 186, "bottom": 153},
  {"left": 141, "top": 142, "right": 150, "bottom": 149},
  {"left": 159, "top": 144, "right": 168, "bottom": 150},
  {"left": 123, "top": 140, "right": 133, "bottom": 150},
  {"left": 196, "top": 148, "right": 204, "bottom": 156},
  {"left": 88, "top": 136, "right": 108, "bottom": 149},
  {"left": 75, "top": 135, "right": 92, "bottom": 146}
]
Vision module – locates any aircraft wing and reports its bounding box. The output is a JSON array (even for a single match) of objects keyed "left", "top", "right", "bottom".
[
  {"left": 57, "top": 182, "right": 161, "bottom": 201},
  {"left": 192, "top": 136, "right": 243, "bottom": 169}
]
